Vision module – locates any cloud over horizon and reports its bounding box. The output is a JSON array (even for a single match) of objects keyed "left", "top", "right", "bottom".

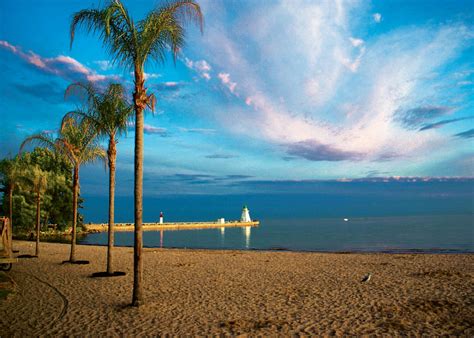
[
  {"left": 0, "top": 40, "right": 120, "bottom": 84},
  {"left": 189, "top": 0, "right": 473, "bottom": 166}
]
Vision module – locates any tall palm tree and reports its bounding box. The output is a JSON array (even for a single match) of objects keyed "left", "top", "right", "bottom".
[
  {"left": 70, "top": 0, "right": 203, "bottom": 306},
  {"left": 0, "top": 156, "right": 23, "bottom": 244},
  {"left": 21, "top": 116, "right": 106, "bottom": 263},
  {"left": 65, "top": 82, "right": 132, "bottom": 275}
]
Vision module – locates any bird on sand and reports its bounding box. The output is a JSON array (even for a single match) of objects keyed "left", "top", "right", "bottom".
[{"left": 361, "top": 273, "right": 372, "bottom": 283}]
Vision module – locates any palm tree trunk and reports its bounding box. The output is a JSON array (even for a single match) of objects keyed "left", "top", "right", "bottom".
[
  {"left": 107, "top": 137, "right": 117, "bottom": 274},
  {"left": 35, "top": 189, "right": 41, "bottom": 257},
  {"left": 8, "top": 185, "right": 13, "bottom": 245},
  {"left": 132, "top": 69, "right": 145, "bottom": 306},
  {"left": 70, "top": 165, "right": 79, "bottom": 262}
]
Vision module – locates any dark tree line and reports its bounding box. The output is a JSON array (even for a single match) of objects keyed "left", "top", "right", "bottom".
[{"left": 0, "top": 148, "right": 83, "bottom": 233}]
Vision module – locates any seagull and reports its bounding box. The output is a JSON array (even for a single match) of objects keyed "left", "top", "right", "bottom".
[{"left": 361, "top": 273, "right": 372, "bottom": 283}]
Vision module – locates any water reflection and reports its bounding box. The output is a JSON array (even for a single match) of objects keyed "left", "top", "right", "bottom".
[
  {"left": 160, "top": 230, "right": 164, "bottom": 248},
  {"left": 243, "top": 226, "right": 251, "bottom": 249},
  {"left": 220, "top": 227, "right": 225, "bottom": 246}
]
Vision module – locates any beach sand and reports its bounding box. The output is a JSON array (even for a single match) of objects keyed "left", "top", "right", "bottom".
[{"left": 1, "top": 240, "right": 473, "bottom": 336}]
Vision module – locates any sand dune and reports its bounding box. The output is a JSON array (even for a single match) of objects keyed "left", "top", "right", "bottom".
[{"left": 1, "top": 241, "right": 473, "bottom": 335}]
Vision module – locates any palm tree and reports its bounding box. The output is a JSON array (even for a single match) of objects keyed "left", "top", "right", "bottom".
[
  {"left": 0, "top": 156, "right": 23, "bottom": 244},
  {"left": 70, "top": 0, "right": 203, "bottom": 306},
  {"left": 21, "top": 165, "right": 49, "bottom": 257},
  {"left": 21, "top": 116, "right": 106, "bottom": 263},
  {"left": 65, "top": 82, "right": 132, "bottom": 275}
]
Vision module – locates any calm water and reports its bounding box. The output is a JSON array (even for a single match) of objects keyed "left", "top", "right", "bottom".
[
  {"left": 79, "top": 214, "right": 474, "bottom": 253},
  {"left": 80, "top": 182, "right": 473, "bottom": 252}
]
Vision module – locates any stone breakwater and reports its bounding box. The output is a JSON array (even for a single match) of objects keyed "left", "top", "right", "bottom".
[{"left": 84, "top": 221, "right": 260, "bottom": 232}]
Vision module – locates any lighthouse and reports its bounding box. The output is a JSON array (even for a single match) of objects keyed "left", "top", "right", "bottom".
[
  {"left": 159, "top": 211, "right": 164, "bottom": 224},
  {"left": 240, "top": 205, "right": 252, "bottom": 222}
]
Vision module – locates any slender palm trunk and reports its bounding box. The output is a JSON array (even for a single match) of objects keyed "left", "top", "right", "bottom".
[
  {"left": 107, "top": 137, "right": 117, "bottom": 274},
  {"left": 132, "top": 69, "right": 145, "bottom": 306},
  {"left": 70, "top": 165, "right": 79, "bottom": 262},
  {"left": 8, "top": 186, "right": 13, "bottom": 244},
  {"left": 35, "top": 189, "right": 41, "bottom": 257}
]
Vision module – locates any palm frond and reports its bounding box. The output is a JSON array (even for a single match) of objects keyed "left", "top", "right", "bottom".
[
  {"left": 70, "top": 1, "right": 137, "bottom": 70},
  {"left": 146, "top": 93, "right": 157, "bottom": 113},
  {"left": 138, "top": 0, "right": 203, "bottom": 66},
  {"left": 65, "top": 82, "right": 133, "bottom": 140},
  {"left": 81, "top": 145, "right": 107, "bottom": 170},
  {"left": 65, "top": 82, "right": 101, "bottom": 109},
  {"left": 19, "top": 133, "right": 57, "bottom": 155},
  {"left": 70, "top": 9, "right": 106, "bottom": 49}
]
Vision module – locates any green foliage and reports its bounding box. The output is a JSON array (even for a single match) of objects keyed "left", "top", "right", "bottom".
[{"left": 0, "top": 148, "right": 83, "bottom": 231}]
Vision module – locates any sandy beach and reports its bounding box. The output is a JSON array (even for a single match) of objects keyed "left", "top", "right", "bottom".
[{"left": 1, "top": 240, "right": 473, "bottom": 336}]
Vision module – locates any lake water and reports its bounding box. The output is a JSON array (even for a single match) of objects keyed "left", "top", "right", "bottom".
[
  {"left": 80, "top": 181, "right": 474, "bottom": 253},
  {"left": 79, "top": 214, "right": 473, "bottom": 253}
]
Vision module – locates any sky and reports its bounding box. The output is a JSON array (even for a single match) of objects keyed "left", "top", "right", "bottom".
[{"left": 0, "top": 0, "right": 473, "bottom": 197}]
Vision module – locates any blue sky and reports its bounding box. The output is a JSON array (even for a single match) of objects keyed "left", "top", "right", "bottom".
[{"left": 0, "top": 0, "right": 473, "bottom": 196}]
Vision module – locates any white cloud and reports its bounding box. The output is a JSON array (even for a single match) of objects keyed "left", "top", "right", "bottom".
[
  {"left": 188, "top": 1, "right": 472, "bottom": 164},
  {"left": 349, "top": 37, "right": 364, "bottom": 47},
  {"left": 373, "top": 13, "right": 382, "bottom": 23},
  {"left": 179, "top": 127, "right": 216, "bottom": 134},
  {"left": 194, "top": 60, "right": 211, "bottom": 72},
  {"left": 0, "top": 40, "right": 119, "bottom": 83},
  {"left": 218, "top": 72, "right": 237, "bottom": 93},
  {"left": 93, "top": 60, "right": 113, "bottom": 71},
  {"left": 144, "top": 72, "right": 162, "bottom": 80},
  {"left": 184, "top": 57, "right": 212, "bottom": 80},
  {"left": 338, "top": 45, "right": 366, "bottom": 72}
]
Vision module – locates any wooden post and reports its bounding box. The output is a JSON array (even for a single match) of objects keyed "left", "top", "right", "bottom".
[{"left": 0, "top": 217, "right": 13, "bottom": 258}]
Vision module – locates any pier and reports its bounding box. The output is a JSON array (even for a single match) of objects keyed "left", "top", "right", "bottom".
[{"left": 84, "top": 220, "right": 260, "bottom": 232}]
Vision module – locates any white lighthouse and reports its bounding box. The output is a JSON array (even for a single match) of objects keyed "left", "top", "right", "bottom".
[{"left": 240, "top": 205, "right": 252, "bottom": 222}]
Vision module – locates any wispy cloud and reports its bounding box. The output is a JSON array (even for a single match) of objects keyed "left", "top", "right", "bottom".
[
  {"left": 144, "top": 72, "right": 161, "bottom": 80},
  {"left": 179, "top": 127, "right": 216, "bottom": 134},
  {"left": 93, "top": 60, "right": 113, "bottom": 71},
  {"left": 217, "top": 72, "right": 237, "bottom": 94},
  {"left": 13, "top": 81, "right": 64, "bottom": 104},
  {"left": 349, "top": 37, "right": 364, "bottom": 47},
  {"left": 454, "top": 128, "right": 474, "bottom": 138},
  {"left": 155, "top": 81, "right": 184, "bottom": 92},
  {"left": 373, "top": 13, "right": 382, "bottom": 23},
  {"left": 0, "top": 40, "right": 119, "bottom": 83},
  {"left": 286, "top": 140, "right": 363, "bottom": 162},
  {"left": 205, "top": 153, "right": 237, "bottom": 159},
  {"left": 184, "top": 57, "right": 212, "bottom": 80},
  {"left": 144, "top": 125, "right": 167, "bottom": 136},
  {"left": 397, "top": 106, "right": 455, "bottom": 128},
  {"left": 190, "top": 0, "right": 473, "bottom": 164},
  {"left": 128, "top": 122, "right": 168, "bottom": 137},
  {"left": 419, "top": 116, "right": 473, "bottom": 131}
]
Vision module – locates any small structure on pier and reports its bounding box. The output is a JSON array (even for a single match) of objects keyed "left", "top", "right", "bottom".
[{"left": 241, "top": 205, "right": 252, "bottom": 222}]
